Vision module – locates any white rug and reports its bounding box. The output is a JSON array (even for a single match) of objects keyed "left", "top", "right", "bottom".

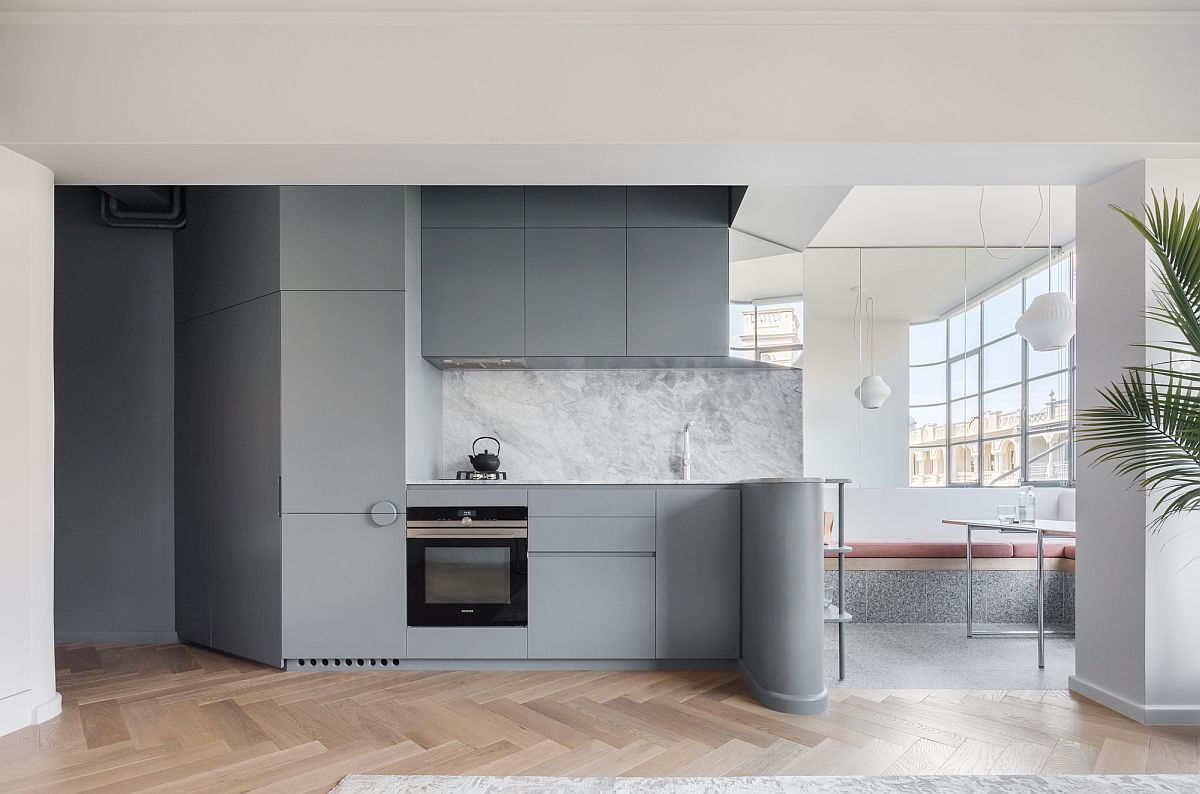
[{"left": 331, "top": 775, "right": 1200, "bottom": 793}]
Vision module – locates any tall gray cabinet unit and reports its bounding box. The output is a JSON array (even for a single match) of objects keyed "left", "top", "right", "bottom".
[
  {"left": 421, "top": 186, "right": 732, "bottom": 362},
  {"left": 175, "top": 186, "right": 407, "bottom": 667}
]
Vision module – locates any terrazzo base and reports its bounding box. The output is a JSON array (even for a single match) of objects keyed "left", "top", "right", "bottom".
[{"left": 824, "top": 623, "right": 1075, "bottom": 689}]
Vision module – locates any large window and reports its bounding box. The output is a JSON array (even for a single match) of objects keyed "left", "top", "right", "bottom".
[
  {"left": 729, "top": 299, "right": 803, "bottom": 368},
  {"left": 908, "top": 253, "right": 1074, "bottom": 487}
]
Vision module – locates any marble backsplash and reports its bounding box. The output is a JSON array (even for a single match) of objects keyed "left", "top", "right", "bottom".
[{"left": 441, "top": 368, "right": 803, "bottom": 482}]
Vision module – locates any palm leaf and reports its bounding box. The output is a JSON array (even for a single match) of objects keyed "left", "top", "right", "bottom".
[{"left": 1078, "top": 191, "right": 1200, "bottom": 529}]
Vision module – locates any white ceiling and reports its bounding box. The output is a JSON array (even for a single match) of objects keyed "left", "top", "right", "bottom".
[
  {"left": 731, "top": 186, "right": 851, "bottom": 252},
  {"left": 804, "top": 247, "right": 1048, "bottom": 323},
  {"left": 809, "top": 186, "right": 1076, "bottom": 248},
  {"left": 5, "top": 1, "right": 1197, "bottom": 9},
  {"left": 730, "top": 252, "right": 805, "bottom": 303}
]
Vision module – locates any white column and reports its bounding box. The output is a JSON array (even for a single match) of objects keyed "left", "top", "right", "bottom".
[
  {"left": 1071, "top": 159, "right": 1200, "bottom": 725},
  {"left": 0, "top": 145, "right": 59, "bottom": 737}
]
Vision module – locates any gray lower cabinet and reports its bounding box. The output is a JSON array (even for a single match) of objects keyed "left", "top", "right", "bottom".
[
  {"left": 281, "top": 291, "right": 405, "bottom": 514},
  {"left": 282, "top": 514, "right": 407, "bottom": 658},
  {"left": 528, "top": 555, "right": 655, "bottom": 659},
  {"left": 422, "top": 228, "right": 525, "bottom": 358},
  {"left": 655, "top": 488, "right": 741, "bottom": 659},
  {"left": 524, "top": 228, "right": 627, "bottom": 356},
  {"left": 627, "top": 227, "right": 730, "bottom": 357}
]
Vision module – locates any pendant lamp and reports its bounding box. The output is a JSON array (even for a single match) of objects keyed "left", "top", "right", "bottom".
[
  {"left": 855, "top": 289, "right": 890, "bottom": 409},
  {"left": 1016, "top": 185, "right": 1075, "bottom": 351}
]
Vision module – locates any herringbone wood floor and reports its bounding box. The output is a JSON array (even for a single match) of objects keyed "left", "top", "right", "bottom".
[{"left": 0, "top": 644, "right": 1196, "bottom": 793}]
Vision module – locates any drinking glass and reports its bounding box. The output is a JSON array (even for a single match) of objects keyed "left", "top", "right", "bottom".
[{"left": 997, "top": 505, "right": 1017, "bottom": 524}]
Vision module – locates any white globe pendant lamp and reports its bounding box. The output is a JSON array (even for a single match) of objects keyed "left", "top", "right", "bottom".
[
  {"left": 856, "top": 374, "right": 892, "bottom": 409},
  {"left": 1015, "top": 291, "right": 1075, "bottom": 351},
  {"left": 1015, "top": 185, "right": 1075, "bottom": 352},
  {"left": 854, "top": 287, "right": 890, "bottom": 410}
]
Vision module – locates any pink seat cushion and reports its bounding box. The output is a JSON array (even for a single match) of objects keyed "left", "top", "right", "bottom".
[
  {"left": 1064, "top": 544, "right": 1075, "bottom": 559},
  {"left": 1011, "top": 540, "right": 1073, "bottom": 558},
  {"left": 825, "top": 539, "right": 1014, "bottom": 558}
]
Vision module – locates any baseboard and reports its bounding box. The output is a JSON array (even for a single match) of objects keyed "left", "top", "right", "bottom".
[
  {"left": 1069, "top": 674, "right": 1200, "bottom": 725},
  {"left": 0, "top": 690, "right": 33, "bottom": 739},
  {"left": 33, "top": 692, "right": 62, "bottom": 724},
  {"left": 55, "top": 630, "right": 179, "bottom": 644},
  {"left": 736, "top": 660, "right": 827, "bottom": 716},
  {"left": 284, "top": 658, "right": 738, "bottom": 672}
]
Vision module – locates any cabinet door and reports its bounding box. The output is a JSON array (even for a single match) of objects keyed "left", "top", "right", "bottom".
[
  {"left": 627, "top": 227, "right": 729, "bottom": 356},
  {"left": 627, "top": 187, "right": 729, "bottom": 227},
  {"left": 282, "top": 514, "right": 406, "bottom": 658},
  {"left": 207, "top": 295, "right": 283, "bottom": 667},
  {"left": 422, "top": 228, "right": 525, "bottom": 358},
  {"left": 528, "top": 556, "right": 655, "bottom": 659},
  {"left": 279, "top": 186, "right": 406, "bottom": 291},
  {"left": 525, "top": 187, "right": 626, "bottom": 227},
  {"left": 656, "top": 488, "right": 740, "bottom": 659},
  {"left": 525, "top": 228, "right": 626, "bottom": 356},
  {"left": 422, "top": 187, "right": 524, "bottom": 228},
  {"left": 281, "top": 291, "right": 405, "bottom": 514}
]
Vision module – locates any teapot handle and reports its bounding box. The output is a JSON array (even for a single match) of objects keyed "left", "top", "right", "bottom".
[{"left": 472, "top": 436, "right": 501, "bottom": 456}]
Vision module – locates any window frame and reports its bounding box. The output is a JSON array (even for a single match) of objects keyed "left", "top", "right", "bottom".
[
  {"left": 907, "top": 252, "right": 1076, "bottom": 488},
  {"left": 729, "top": 295, "right": 804, "bottom": 369}
]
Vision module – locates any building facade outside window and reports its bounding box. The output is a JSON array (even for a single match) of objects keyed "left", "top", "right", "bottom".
[
  {"left": 729, "top": 298, "right": 803, "bottom": 368},
  {"left": 908, "top": 252, "right": 1075, "bottom": 487}
]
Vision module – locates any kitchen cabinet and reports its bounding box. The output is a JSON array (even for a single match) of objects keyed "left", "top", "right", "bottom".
[
  {"left": 205, "top": 294, "right": 284, "bottom": 667},
  {"left": 627, "top": 186, "right": 730, "bottom": 228},
  {"left": 528, "top": 555, "right": 655, "bottom": 659},
  {"left": 281, "top": 291, "right": 405, "bottom": 514},
  {"left": 279, "top": 186, "right": 406, "bottom": 291},
  {"left": 524, "top": 228, "right": 627, "bottom": 356},
  {"left": 422, "top": 186, "right": 525, "bottom": 228},
  {"left": 407, "top": 627, "right": 528, "bottom": 660},
  {"left": 282, "top": 514, "right": 407, "bottom": 658},
  {"left": 525, "top": 187, "right": 627, "bottom": 227},
  {"left": 627, "top": 227, "right": 730, "bottom": 357},
  {"left": 422, "top": 228, "right": 525, "bottom": 358},
  {"left": 655, "top": 487, "right": 741, "bottom": 659}
]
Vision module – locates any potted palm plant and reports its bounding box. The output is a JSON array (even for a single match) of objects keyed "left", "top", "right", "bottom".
[{"left": 1078, "top": 192, "right": 1200, "bottom": 529}]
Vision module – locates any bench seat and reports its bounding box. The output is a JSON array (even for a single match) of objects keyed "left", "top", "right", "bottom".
[{"left": 825, "top": 537, "right": 1075, "bottom": 559}]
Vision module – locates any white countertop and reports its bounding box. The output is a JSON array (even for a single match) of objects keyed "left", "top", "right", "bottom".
[{"left": 407, "top": 477, "right": 825, "bottom": 486}]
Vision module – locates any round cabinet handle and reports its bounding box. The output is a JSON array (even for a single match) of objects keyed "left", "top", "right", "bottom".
[{"left": 369, "top": 501, "right": 399, "bottom": 527}]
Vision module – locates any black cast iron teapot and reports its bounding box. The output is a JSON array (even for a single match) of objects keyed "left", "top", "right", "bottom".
[{"left": 469, "top": 436, "right": 502, "bottom": 472}]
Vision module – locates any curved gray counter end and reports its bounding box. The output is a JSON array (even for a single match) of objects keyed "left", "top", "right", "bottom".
[{"left": 738, "top": 479, "right": 827, "bottom": 715}]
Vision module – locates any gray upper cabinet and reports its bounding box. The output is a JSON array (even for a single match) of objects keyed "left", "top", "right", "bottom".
[
  {"left": 279, "top": 186, "right": 406, "bottom": 291},
  {"left": 524, "top": 228, "right": 627, "bottom": 356},
  {"left": 175, "top": 186, "right": 282, "bottom": 322},
  {"left": 627, "top": 187, "right": 730, "bottom": 227},
  {"left": 655, "top": 487, "right": 741, "bottom": 659},
  {"left": 525, "top": 187, "right": 627, "bottom": 227},
  {"left": 282, "top": 514, "right": 406, "bottom": 658},
  {"left": 422, "top": 187, "right": 525, "bottom": 228},
  {"left": 627, "top": 227, "right": 730, "bottom": 356},
  {"left": 528, "top": 555, "right": 655, "bottom": 659},
  {"left": 281, "top": 291, "right": 405, "bottom": 514},
  {"left": 422, "top": 228, "right": 525, "bottom": 358}
]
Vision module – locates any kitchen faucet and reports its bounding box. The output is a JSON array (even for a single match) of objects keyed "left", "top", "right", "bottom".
[{"left": 682, "top": 421, "right": 694, "bottom": 481}]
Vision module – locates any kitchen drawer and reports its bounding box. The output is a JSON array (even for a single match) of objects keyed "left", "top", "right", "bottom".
[
  {"left": 528, "top": 488, "right": 655, "bottom": 517},
  {"left": 406, "top": 627, "right": 528, "bottom": 659},
  {"left": 528, "top": 556, "right": 655, "bottom": 659},
  {"left": 529, "top": 517, "right": 655, "bottom": 553},
  {"left": 406, "top": 488, "right": 528, "bottom": 507}
]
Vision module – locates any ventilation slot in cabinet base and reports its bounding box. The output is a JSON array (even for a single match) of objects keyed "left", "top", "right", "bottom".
[{"left": 284, "top": 658, "right": 405, "bottom": 671}]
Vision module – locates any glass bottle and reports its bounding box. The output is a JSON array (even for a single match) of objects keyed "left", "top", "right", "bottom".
[{"left": 1018, "top": 485, "right": 1036, "bottom": 524}]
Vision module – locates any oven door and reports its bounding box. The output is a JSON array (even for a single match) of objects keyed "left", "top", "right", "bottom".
[{"left": 407, "top": 535, "right": 528, "bottom": 627}]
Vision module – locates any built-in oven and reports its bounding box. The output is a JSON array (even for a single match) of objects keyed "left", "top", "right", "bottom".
[{"left": 406, "top": 506, "right": 528, "bottom": 628}]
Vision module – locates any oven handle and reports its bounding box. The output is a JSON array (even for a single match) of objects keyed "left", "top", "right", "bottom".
[{"left": 406, "top": 528, "right": 527, "bottom": 539}]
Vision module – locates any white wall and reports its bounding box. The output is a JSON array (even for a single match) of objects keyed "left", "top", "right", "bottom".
[
  {"left": 1071, "top": 159, "right": 1200, "bottom": 725},
  {"left": 835, "top": 486, "right": 1070, "bottom": 540},
  {"left": 0, "top": 145, "right": 59, "bottom": 737}
]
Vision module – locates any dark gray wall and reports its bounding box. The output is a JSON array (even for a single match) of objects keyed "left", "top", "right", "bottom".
[{"left": 54, "top": 187, "right": 177, "bottom": 643}]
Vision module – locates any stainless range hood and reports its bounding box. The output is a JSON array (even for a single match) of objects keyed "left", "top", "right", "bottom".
[{"left": 429, "top": 356, "right": 781, "bottom": 371}]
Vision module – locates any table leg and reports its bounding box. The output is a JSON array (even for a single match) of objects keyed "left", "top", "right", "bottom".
[
  {"left": 966, "top": 524, "right": 974, "bottom": 638},
  {"left": 1037, "top": 528, "right": 1045, "bottom": 669}
]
